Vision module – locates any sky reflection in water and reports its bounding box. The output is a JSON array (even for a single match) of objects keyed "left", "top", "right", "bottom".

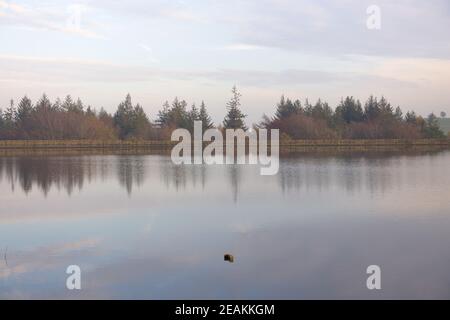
[{"left": 0, "top": 150, "right": 450, "bottom": 299}]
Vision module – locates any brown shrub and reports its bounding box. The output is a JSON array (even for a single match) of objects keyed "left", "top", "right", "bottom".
[{"left": 269, "top": 114, "right": 338, "bottom": 139}]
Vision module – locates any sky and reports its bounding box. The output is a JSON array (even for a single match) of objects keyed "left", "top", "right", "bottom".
[{"left": 0, "top": 0, "right": 450, "bottom": 124}]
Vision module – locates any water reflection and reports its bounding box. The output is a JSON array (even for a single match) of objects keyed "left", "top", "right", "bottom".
[
  {"left": 1, "top": 148, "right": 450, "bottom": 299},
  {"left": 0, "top": 156, "right": 87, "bottom": 195},
  {"left": 228, "top": 165, "right": 243, "bottom": 203},
  {"left": 117, "top": 156, "right": 146, "bottom": 194},
  {"left": 0, "top": 149, "right": 448, "bottom": 198}
]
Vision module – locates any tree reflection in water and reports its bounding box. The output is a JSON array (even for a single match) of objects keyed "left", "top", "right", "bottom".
[{"left": 0, "top": 148, "right": 448, "bottom": 198}]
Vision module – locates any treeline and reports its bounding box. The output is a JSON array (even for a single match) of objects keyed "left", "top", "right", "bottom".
[
  {"left": 0, "top": 95, "right": 116, "bottom": 140},
  {"left": 0, "top": 87, "right": 446, "bottom": 140},
  {"left": 259, "top": 95, "right": 446, "bottom": 139},
  {"left": 0, "top": 93, "right": 218, "bottom": 140}
]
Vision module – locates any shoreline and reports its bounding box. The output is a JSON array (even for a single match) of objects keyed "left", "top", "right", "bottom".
[
  {"left": 0, "top": 139, "right": 449, "bottom": 150},
  {"left": 0, "top": 140, "right": 449, "bottom": 157}
]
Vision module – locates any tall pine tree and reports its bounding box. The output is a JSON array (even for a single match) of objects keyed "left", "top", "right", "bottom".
[
  {"left": 114, "top": 94, "right": 135, "bottom": 139},
  {"left": 223, "top": 86, "right": 247, "bottom": 130},
  {"left": 274, "top": 95, "right": 301, "bottom": 120},
  {"left": 16, "top": 96, "right": 34, "bottom": 138},
  {"left": 187, "top": 103, "right": 200, "bottom": 133},
  {"left": 199, "top": 101, "right": 213, "bottom": 131}
]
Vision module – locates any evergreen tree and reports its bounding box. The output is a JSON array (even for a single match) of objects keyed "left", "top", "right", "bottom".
[
  {"left": 170, "top": 97, "right": 189, "bottom": 129},
  {"left": 394, "top": 106, "right": 403, "bottom": 121},
  {"left": 98, "top": 107, "right": 113, "bottom": 127},
  {"left": 1, "top": 100, "right": 16, "bottom": 138},
  {"left": 114, "top": 94, "right": 136, "bottom": 139},
  {"left": 133, "top": 103, "right": 151, "bottom": 139},
  {"left": 311, "top": 99, "right": 333, "bottom": 122},
  {"left": 62, "top": 95, "right": 76, "bottom": 112},
  {"left": 114, "top": 94, "right": 152, "bottom": 139},
  {"left": 188, "top": 103, "right": 200, "bottom": 122},
  {"left": 75, "top": 98, "right": 84, "bottom": 113},
  {"left": 16, "top": 96, "right": 34, "bottom": 138},
  {"left": 405, "top": 111, "right": 417, "bottom": 124},
  {"left": 199, "top": 101, "right": 213, "bottom": 131},
  {"left": 33, "top": 94, "right": 55, "bottom": 139},
  {"left": 364, "top": 95, "right": 380, "bottom": 121},
  {"left": 86, "top": 106, "right": 95, "bottom": 117},
  {"left": 223, "top": 86, "right": 247, "bottom": 130},
  {"left": 53, "top": 97, "right": 62, "bottom": 111},
  {"left": 378, "top": 96, "right": 394, "bottom": 117},
  {"left": 156, "top": 101, "right": 171, "bottom": 127},
  {"left": 293, "top": 99, "right": 303, "bottom": 113},
  {"left": 336, "top": 96, "right": 364, "bottom": 123},
  {"left": 274, "top": 95, "right": 301, "bottom": 120},
  {"left": 0, "top": 109, "right": 4, "bottom": 132},
  {"left": 187, "top": 103, "right": 200, "bottom": 133},
  {"left": 424, "top": 113, "right": 445, "bottom": 138},
  {"left": 303, "top": 98, "right": 313, "bottom": 116},
  {"left": 4, "top": 99, "right": 16, "bottom": 123},
  {"left": 16, "top": 96, "right": 33, "bottom": 121},
  {"left": 157, "top": 97, "right": 189, "bottom": 129},
  {"left": 35, "top": 94, "right": 52, "bottom": 111}
]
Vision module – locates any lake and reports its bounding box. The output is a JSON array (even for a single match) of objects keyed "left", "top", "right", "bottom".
[{"left": 1, "top": 148, "right": 450, "bottom": 299}]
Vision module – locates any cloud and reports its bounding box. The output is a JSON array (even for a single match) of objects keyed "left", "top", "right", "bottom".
[
  {"left": 215, "top": 0, "right": 450, "bottom": 59},
  {"left": 0, "top": 0, "right": 104, "bottom": 39},
  {"left": 138, "top": 44, "right": 160, "bottom": 63},
  {"left": 220, "top": 43, "right": 265, "bottom": 51},
  {"left": 80, "top": 0, "right": 450, "bottom": 59},
  {"left": 88, "top": 0, "right": 205, "bottom": 23},
  {"left": 0, "top": 238, "right": 101, "bottom": 280},
  {"left": 0, "top": 54, "right": 414, "bottom": 88},
  {"left": 4, "top": 0, "right": 445, "bottom": 58},
  {"left": 164, "top": 9, "right": 205, "bottom": 23}
]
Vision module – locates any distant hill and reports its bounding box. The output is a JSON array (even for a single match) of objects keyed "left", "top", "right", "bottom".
[{"left": 438, "top": 118, "right": 450, "bottom": 135}]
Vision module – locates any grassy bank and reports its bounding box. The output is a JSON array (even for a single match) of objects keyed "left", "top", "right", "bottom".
[
  {"left": 0, "top": 140, "right": 175, "bottom": 149},
  {"left": 0, "top": 138, "right": 449, "bottom": 150},
  {"left": 279, "top": 138, "right": 450, "bottom": 148}
]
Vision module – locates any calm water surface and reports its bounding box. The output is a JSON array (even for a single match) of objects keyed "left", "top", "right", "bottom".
[{"left": 0, "top": 149, "right": 450, "bottom": 299}]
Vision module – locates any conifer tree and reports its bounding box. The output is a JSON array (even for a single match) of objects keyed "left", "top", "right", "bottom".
[
  {"left": 364, "top": 95, "right": 380, "bottom": 121},
  {"left": 424, "top": 113, "right": 445, "bottom": 138},
  {"left": 336, "top": 96, "right": 364, "bottom": 123},
  {"left": 223, "top": 86, "right": 247, "bottom": 130},
  {"left": 114, "top": 94, "right": 136, "bottom": 139},
  {"left": 187, "top": 103, "right": 200, "bottom": 133},
  {"left": 199, "top": 101, "right": 213, "bottom": 131},
  {"left": 405, "top": 111, "right": 417, "bottom": 124},
  {"left": 16, "top": 96, "right": 33, "bottom": 138},
  {"left": 274, "top": 95, "right": 301, "bottom": 120},
  {"left": 394, "top": 106, "right": 403, "bottom": 121}
]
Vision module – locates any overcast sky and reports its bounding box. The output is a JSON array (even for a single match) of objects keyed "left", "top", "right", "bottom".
[{"left": 1, "top": 0, "right": 449, "bottom": 124}]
